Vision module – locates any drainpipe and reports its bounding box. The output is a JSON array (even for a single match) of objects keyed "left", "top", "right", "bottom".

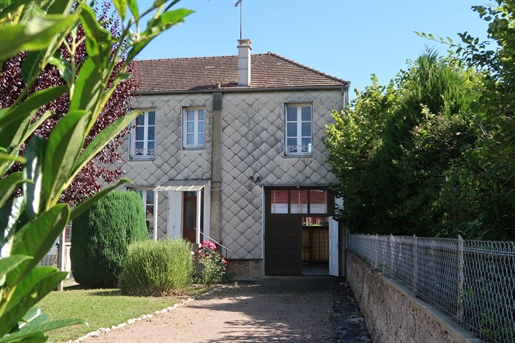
[{"left": 210, "top": 92, "right": 223, "bottom": 245}]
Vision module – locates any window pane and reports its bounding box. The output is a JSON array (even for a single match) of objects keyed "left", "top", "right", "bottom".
[
  {"left": 287, "top": 123, "right": 297, "bottom": 137},
  {"left": 302, "top": 138, "right": 312, "bottom": 147},
  {"left": 301, "top": 106, "right": 311, "bottom": 121},
  {"left": 286, "top": 107, "right": 297, "bottom": 121},
  {"left": 136, "top": 127, "right": 144, "bottom": 139},
  {"left": 198, "top": 121, "right": 204, "bottom": 133},
  {"left": 148, "top": 127, "right": 155, "bottom": 140},
  {"left": 187, "top": 110, "right": 194, "bottom": 121},
  {"left": 148, "top": 111, "right": 155, "bottom": 125},
  {"left": 187, "top": 122, "right": 194, "bottom": 133},
  {"left": 198, "top": 110, "right": 205, "bottom": 121},
  {"left": 135, "top": 141, "right": 143, "bottom": 149},
  {"left": 271, "top": 190, "right": 288, "bottom": 213},
  {"left": 198, "top": 133, "right": 204, "bottom": 145},
  {"left": 301, "top": 122, "right": 311, "bottom": 136},
  {"left": 136, "top": 115, "right": 144, "bottom": 126},
  {"left": 310, "top": 190, "right": 327, "bottom": 213},
  {"left": 290, "top": 190, "right": 308, "bottom": 213},
  {"left": 287, "top": 138, "right": 297, "bottom": 147},
  {"left": 147, "top": 141, "right": 155, "bottom": 149},
  {"left": 187, "top": 134, "right": 194, "bottom": 145}
]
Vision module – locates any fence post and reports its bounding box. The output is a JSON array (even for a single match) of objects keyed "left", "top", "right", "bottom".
[
  {"left": 413, "top": 234, "right": 418, "bottom": 295},
  {"left": 457, "top": 235, "right": 464, "bottom": 321},
  {"left": 389, "top": 234, "right": 395, "bottom": 276}
]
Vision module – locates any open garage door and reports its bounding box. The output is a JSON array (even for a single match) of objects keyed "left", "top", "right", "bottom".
[{"left": 264, "top": 187, "right": 336, "bottom": 276}]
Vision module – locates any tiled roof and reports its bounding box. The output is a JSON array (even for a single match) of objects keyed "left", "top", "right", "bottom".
[{"left": 134, "top": 52, "right": 348, "bottom": 93}]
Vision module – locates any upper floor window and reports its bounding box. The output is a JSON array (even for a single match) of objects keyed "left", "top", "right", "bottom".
[
  {"left": 183, "top": 107, "right": 205, "bottom": 149},
  {"left": 130, "top": 110, "right": 156, "bottom": 160},
  {"left": 285, "top": 103, "right": 313, "bottom": 157}
]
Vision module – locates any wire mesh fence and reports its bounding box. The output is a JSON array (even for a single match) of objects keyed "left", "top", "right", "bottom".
[{"left": 348, "top": 234, "right": 515, "bottom": 343}]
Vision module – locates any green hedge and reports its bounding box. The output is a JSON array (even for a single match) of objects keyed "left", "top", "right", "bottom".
[
  {"left": 119, "top": 239, "right": 194, "bottom": 296},
  {"left": 70, "top": 190, "right": 148, "bottom": 288}
]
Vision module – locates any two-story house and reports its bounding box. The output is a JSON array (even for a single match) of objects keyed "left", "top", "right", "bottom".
[{"left": 123, "top": 39, "right": 349, "bottom": 277}]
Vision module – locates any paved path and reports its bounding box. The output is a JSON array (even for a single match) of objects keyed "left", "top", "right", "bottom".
[{"left": 85, "top": 276, "right": 370, "bottom": 343}]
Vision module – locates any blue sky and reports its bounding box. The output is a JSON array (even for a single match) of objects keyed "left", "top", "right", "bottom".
[{"left": 136, "top": 0, "right": 489, "bottom": 98}]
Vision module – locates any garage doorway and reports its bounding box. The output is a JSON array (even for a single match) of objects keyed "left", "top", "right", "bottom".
[{"left": 264, "top": 187, "right": 336, "bottom": 276}]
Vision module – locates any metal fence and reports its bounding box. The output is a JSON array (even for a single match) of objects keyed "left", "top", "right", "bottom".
[{"left": 348, "top": 234, "right": 515, "bottom": 343}]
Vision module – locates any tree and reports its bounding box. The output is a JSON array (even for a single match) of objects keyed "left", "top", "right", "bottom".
[
  {"left": 0, "top": 1, "right": 193, "bottom": 341},
  {"left": 0, "top": 2, "right": 139, "bottom": 205},
  {"left": 71, "top": 191, "right": 148, "bottom": 288},
  {"left": 416, "top": 0, "right": 515, "bottom": 239},
  {"left": 325, "top": 51, "right": 491, "bottom": 238}
]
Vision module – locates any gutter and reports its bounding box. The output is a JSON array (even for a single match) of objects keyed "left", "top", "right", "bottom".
[{"left": 136, "top": 85, "right": 348, "bottom": 96}]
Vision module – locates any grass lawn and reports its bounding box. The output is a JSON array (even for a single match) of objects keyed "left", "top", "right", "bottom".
[{"left": 37, "top": 280, "right": 210, "bottom": 343}]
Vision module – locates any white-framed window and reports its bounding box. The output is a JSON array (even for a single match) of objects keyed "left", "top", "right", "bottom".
[
  {"left": 285, "top": 103, "right": 313, "bottom": 156},
  {"left": 137, "top": 189, "right": 154, "bottom": 239},
  {"left": 182, "top": 107, "right": 205, "bottom": 149},
  {"left": 130, "top": 110, "right": 156, "bottom": 160}
]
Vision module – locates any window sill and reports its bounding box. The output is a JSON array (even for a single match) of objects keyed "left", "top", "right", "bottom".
[
  {"left": 129, "top": 156, "right": 156, "bottom": 161},
  {"left": 284, "top": 153, "right": 313, "bottom": 158}
]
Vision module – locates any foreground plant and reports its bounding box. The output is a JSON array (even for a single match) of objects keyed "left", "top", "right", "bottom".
[
  {"left": 194, "top": 241, "right": 231, "bottom": 285},
  {"left": 0, "top": 1, "right": 192, "bottom": 341}
]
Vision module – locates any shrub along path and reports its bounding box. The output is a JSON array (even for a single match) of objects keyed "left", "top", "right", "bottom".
[{"left": 85, "top": 276, "right": 370, "bottom": 343}]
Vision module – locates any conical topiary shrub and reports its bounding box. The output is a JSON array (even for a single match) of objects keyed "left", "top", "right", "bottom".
[{"left": 70, "top": 190, "right": 148, "bottom": 288}]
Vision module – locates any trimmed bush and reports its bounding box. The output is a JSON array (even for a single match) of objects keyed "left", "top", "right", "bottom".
[
  {"left": 70, "top": 191, "right": 148, "bottom": 288},
  {"left": 119, "top": 239, "right": 194, "bottom": 296}
]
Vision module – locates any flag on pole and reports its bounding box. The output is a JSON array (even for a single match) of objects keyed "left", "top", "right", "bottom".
[{"left": 235, "top": 0, "right": 242, "bottom": 7}]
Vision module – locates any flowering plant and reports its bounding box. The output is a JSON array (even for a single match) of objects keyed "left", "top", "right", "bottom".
[{"left": 194, "top": 241, "right": 231, "bottom": 285}]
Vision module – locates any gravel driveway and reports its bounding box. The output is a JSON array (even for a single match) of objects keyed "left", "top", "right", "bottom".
[{"left": 84, "top": 276, "right": 370, "bottom": 343}]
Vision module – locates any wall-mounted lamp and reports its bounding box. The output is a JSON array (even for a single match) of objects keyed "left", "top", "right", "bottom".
[{"left": 249, "top": 175, "right": 261, "bottom": 183}]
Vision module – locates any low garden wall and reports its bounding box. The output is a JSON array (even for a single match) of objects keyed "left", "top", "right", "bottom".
[{"left": 346, "top": 251, "right": 482, "bottom": 343}]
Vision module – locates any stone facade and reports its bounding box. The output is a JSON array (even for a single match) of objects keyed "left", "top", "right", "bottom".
[{"left": 121, "top": 88, "right": 342, "bottom": 267}]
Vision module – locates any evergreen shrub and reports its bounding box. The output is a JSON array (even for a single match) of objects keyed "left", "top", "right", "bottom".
[
  {"left": 70, "top": 191, "right": 148, "bottom": 288},
  {"left": 119, "top": 239, "right": 194, "bottom": 296}
]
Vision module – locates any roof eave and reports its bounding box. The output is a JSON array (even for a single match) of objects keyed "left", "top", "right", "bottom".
[{"left": 136, "top": 84, "right": 349, "bottom": 96}]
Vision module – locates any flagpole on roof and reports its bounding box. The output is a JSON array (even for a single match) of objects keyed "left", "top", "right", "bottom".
[{"left": 235, "top": 0, "right": 242, "bottom": 39}]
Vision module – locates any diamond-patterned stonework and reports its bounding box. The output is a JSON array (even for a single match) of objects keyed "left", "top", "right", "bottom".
[
  {"left": 120, "top": 89, "right": 343, "bottom": 259},
  {"left": 121, "top": 93, "right": 214, "bottom": 188},
  {"left": 220, "top": 90, "right": 341, "bottom": 259}
]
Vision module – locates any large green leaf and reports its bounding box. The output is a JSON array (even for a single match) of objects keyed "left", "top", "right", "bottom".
[
  {"left": 113, "top": 0, "right": 127, "bottom": 21},
  {"left": 70, "top": 178, "right": 132, "bottom": 221},
  {"left": 127, "top": 8, "right": 193, "bottom": 61},
  {"left": 79, "top": 4, "right": 111, "bottom": 61},
  {"left": 0, "top": 197, "right": 24, "bottom": 255},
  {"left": 0, "top": 256, "right": 31, "bottom": 279},
  {"left": 0, "top": 317, "right": 84, "bottom": 343},
  {"left": 9, "top": 204, "right": 69, "bottom": 284},
  {"left": 21, "top": 51, "right": 44, "bottom": 84},
  {"left": 71, "top": 110, "right": 141, "bottom": 179},
  {"left": 127, "top": 0, "right": 139, "bottom": 19},
  {"left": 0, "top": 86, "right": 66, "bottom": 129},
  {"left": 0, "top": 172, "right": 24, "bottom": 210},
  {"left": 42, "top": 111, "right": 87, "bottom": 205},
  {"left": 0, "top": 268, "right": 69, "bottom": 337},
  {"left": 68, "top": 57, "right": 103, "bottom": 117},
  {"left": 0, "top": 15, "right": 76, "bottom": 62},
  {"left": 22, "top": 137, "right": 45, "bottom": 219}
]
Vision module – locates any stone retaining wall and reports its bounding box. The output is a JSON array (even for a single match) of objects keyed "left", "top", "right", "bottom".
[{"left": 346, "top": 251, "right": 483, "bottom": 343}]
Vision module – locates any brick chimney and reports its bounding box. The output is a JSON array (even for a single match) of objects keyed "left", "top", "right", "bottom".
[{"left": 237, "top": 39, "right": 252, "bottom": 86}]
